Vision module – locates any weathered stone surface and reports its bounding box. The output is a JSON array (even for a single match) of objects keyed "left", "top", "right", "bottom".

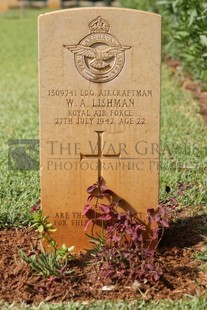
[{"left": 39, "top": 8, "right": 161, "bottom": 251}]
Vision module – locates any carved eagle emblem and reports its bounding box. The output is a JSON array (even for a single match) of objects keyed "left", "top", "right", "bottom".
[{"left": 63, "top": 44, "right": 131, "bottom": 69}]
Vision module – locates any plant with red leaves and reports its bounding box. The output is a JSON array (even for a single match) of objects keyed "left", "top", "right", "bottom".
[{"left": 83, "top": 177, "right": 172, "bottom": 285}]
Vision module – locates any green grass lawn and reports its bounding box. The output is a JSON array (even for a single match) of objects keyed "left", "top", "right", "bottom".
[
  {"left": 0, "top": 9, "right": 41, "bottom": 226},
  {"left": 0, "top": 8, "right": 207, "bottom": 309},
  {"left": 1, "top": 296, "right": 207, "bottom": 309},
  {"left": 160, "top": 68, "right": 207, "bottom": 208}
]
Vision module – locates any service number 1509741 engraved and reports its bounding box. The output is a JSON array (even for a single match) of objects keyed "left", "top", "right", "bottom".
[{"left": 48, "top": 90, "right": 77, "bottom": 97}]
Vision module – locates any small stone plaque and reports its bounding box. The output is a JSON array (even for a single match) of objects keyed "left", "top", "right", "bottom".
[{"left": 39, "top": 8, "right": 161, "bottom": 251}]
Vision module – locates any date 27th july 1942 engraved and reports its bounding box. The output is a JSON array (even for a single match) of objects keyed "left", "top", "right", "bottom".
[{"left": 55, "top": 116, "right": 146, "bottom": 125}]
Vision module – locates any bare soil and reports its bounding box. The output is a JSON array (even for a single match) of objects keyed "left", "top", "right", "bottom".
[{"left": 0, "top": 209, "right": 207, "bottom": 304}]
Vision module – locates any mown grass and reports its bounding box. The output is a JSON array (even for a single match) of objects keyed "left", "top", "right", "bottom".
[
  {"left": 1, "top": 295, "right": 207, "bottom": 309},
  {"left": 0, "top": 7, "right": 207, "bottom": 309},
  {"left": 0, "top": 9, "right": 44, "bottom": 226},
  {"left": 160, "top": 67, "right": 207, "bottom": 209}
]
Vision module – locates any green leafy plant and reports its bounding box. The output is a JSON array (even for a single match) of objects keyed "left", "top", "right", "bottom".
[
  {"left": 119, "top": 0, "right": 207, "bottom": 86},
  {"left": 159, "top": 0, "right": 207, "bottom": 86},
  {"left": 20, "top": 243, "right": 73, "bottom": 278},
  {"left": 30, "top": 204, "right": 58, "bottom": 247},
  {"left": 20, "top": 205, "right": 74, "bottom": 278}
]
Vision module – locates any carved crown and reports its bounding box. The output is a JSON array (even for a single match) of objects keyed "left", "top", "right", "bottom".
[{"left": 89, "top": 16, "right": 110, "bottom": 33}]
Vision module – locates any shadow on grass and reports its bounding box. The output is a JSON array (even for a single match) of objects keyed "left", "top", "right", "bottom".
[{"left": 159, "top": 214, "right": 207, "bottom": 249}]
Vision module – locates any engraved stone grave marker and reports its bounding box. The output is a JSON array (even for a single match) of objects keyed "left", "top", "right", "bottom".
[
  {"left": 47, "top": 0, "right": 61, "bottom": 9},
  {"left": 0, "top": 0, "right": 8, "bottom": 12},
  {"left": 8, "top": 0, "right": 18, "bottom": 8},
  {"left": 39, "top": 8, "right": 161, "bottom": 251}
]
